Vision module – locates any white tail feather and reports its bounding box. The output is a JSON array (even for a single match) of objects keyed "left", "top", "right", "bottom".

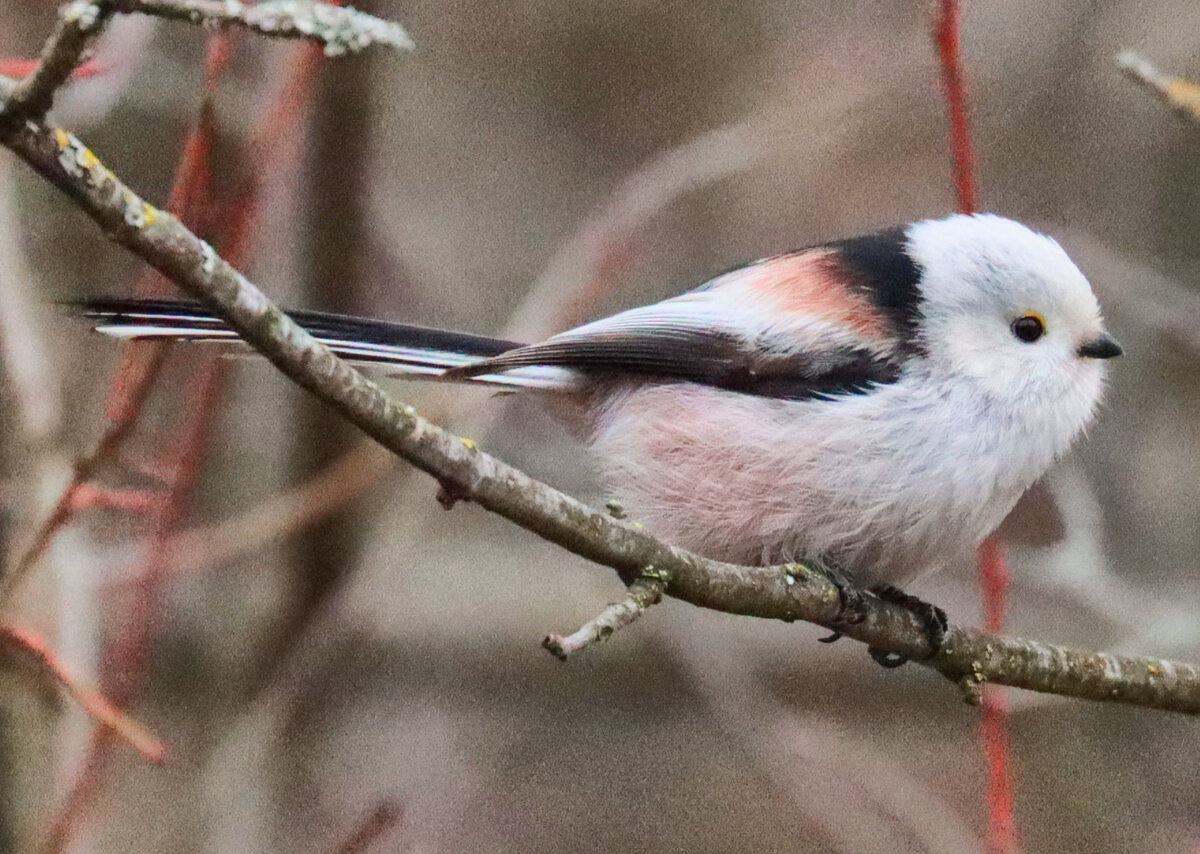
[{"left": 80, "top": 300, "right": 577, "bottom": 392}]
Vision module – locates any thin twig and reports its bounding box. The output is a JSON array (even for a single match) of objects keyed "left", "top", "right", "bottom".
[
  {"left": 333, "top": 801, "right": 405, "bottom": 854},
  {"left": 3, "top": 1, "right": 113, "bottom": 120},
  {"left": 41, "top": 359, "right": 226, "bottom": 854},
  {"left": 0, "top": 625, "right": 165, "bottom": 762},
  {"left": 110, "top": 0, "right": 413, "bottom": 56},
  {"left": 543, "top": 574, "right": 665, "bottom": 660},
  {"left": 159, "top": 441, "right": 390, "bottom": 577},
  {"left": 3, "top": 112, "right": 1200, "bottom": 715},
  {"left": 1117, "top": 51, "right": 1200, "bottom": 124},
  {"left": 0, "top": 341, "right": 168, "bottom": 602},
  {"left": 508, "top": 120, "right": 763, "bottom": 336}
]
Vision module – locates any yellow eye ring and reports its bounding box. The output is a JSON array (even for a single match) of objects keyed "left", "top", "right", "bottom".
[{"left": 1011, "top": 312, "right": 1046, "bottom": 343}]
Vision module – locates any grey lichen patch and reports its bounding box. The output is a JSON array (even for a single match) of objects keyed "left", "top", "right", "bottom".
[
  {"left": 62, "top": 0, "right": 103, "bottom": 29},
  {"left": 199, "top": 239, "right": 218, "bottom": 275},
  {"left": 958, "top": 661, "right": 986, "bottom": 706},
  {"left": 54, "top": 128, "right": 90, "bottom": 178},
  {"left": 53, "top": 127, "right": 157, "bottom": 231},
  {"left": 241, "top": 1, "right": 414, "bottom": 56},
  {"left": 231, "top": 279, "right": 270, "bottom": 317},
  {"left": 121, "top": 189, "right": 149, "bottom": 227},
  {"left": 637, "top": 565, "right": 670, "bottom": 584},
  {"left": 604, "top": 498, "right": 627, "bottom": 519}
]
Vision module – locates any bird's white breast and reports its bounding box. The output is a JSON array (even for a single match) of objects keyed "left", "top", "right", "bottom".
[{"left": 588, "top": 365, "right": 1102, "bottom": 586}]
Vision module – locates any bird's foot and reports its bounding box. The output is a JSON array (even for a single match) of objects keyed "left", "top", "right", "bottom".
[
  {"left": 808, "top": 561, "right": 869, "bottom": 644},
  {"left": 866, "top": 585, "right": 949, "bottom": 668}
]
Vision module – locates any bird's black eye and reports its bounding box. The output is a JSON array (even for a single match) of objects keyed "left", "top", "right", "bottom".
[{"left": 1011, "top": 314, "right": 1045, "bottom": 343}]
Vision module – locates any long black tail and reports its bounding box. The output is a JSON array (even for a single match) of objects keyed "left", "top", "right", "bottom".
[{"left": 73, "top": 298, "right": 572, "bottom": 390}]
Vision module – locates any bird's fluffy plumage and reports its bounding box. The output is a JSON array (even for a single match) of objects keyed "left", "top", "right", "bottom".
[{"left": 75, "top": 213, "right": 1118, "bottom": 587}]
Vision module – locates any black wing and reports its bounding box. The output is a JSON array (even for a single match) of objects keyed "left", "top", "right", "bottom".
[{"left": 446, "top": 293, "right": 904, "bottom": 401}]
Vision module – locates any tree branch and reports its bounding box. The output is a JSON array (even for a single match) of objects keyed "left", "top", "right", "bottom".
[
  {"left": 5, "top": 1, "right": 113, "bottom": 120},
  {"left": 1, "top": 105, "right": 1197, "bottom": 715},
  {"left": 110, "top": 0, "right": 414, "bottom": 56}
]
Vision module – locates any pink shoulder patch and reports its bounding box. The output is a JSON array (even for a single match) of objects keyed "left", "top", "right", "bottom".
[{"left": 737, "top": 250, "right": 891, "bottom": 340}]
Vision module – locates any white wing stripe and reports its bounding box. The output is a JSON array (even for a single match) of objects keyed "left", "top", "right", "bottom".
[{"left": 91, "top": 321, "right": 574, "bottom": 390}]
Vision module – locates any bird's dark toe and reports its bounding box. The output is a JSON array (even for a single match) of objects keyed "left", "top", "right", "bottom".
[
  {"left": 872, "top": 585, "right": 949, "bottom": 656},
  {"left": 809, "top": 560, "right": 869, "bottom": 637}
]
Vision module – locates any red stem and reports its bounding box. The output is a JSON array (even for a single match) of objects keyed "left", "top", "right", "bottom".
[
  {"left": 933, "top": 0, "right": 979, "bottom": 214},
  {"left": 40, "top": 22, "right": 338, "bottom": 851},
  {"left": 979, "top": 536, "right": 1019, "bottom": 854},
  {"left": 36, "top": 33, "right": 238, "bottom": 854},
  {"left": 39, "top": 361, "right": 227, "bottom": 854},
  {"left": 0, "top": 626, "right": 164, "bottom": 762},
  {"left": 933, "top": 2, "right": 1016, "bottom": 848}
]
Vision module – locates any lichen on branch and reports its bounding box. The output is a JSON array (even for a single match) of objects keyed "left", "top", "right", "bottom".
[{"left": 111, "top": 0, "right": 414, "bottom": 56}]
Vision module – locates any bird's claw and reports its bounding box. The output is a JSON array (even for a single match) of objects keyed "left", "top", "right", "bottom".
[
  {"left": 865, "top": 585, "right": 950, "bottom": 668},
  {"left": 808, "top": 564, "right": 949, "bottom": 668},
  {"left": 809, "top": 561, "right": 869, "bottom": 643}
]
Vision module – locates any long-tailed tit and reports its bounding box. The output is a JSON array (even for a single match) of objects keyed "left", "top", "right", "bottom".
[{"left": 77, "top": 213, "right": 1121, "bottom": 639}]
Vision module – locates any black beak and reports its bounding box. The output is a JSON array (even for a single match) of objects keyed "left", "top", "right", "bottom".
[{"left": 1077, "top": 333, "right": 1123, "bottom": 360}]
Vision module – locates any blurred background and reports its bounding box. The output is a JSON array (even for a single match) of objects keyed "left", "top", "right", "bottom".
[{"left": 1, "top": 0, "right": 1199, "bottom": 851}]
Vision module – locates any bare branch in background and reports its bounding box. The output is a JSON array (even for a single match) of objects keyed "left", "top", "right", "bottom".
[
  {"left": 0, "top": 626, "right": 164, "bottom": 761},
  {"left": 509, "top": 120, "right": 764, "bottom": 335},
  {"left": 932, "top": 0, "right": 977, "bottom": 213},
  {"left": 111, "top": 0, "right": 413, "bottom": 56},
  {"left": 0, "top": 341, "right": 168, "bottom": 603},
  {"left": 0, "top": 160, "right": 61, "bottom": 442},
  {"left": 1117, "top": 51, "right": 1200, "bottom": 124},
  {"left": 661, "top": 629, "right": 982, "bottom": 852},
  {"left": 160, "top": 441, "right": 390, "bottom": 577},
  {"left": 332, "top": 801, "right": 405, "bottom": 854},
  {"left": 2, "top": 106, "right": 1199, "bottom": 716},
  {"left": 37, "top": 26, "right": 307, "bottom": 850},
  {"left": 40, "top": 357, "right": 226, "bottom": 854}
]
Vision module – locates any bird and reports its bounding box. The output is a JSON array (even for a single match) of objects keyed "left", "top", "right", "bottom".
[{"left": 75, "top": 213, "right": 1121, "bottom": 652}]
